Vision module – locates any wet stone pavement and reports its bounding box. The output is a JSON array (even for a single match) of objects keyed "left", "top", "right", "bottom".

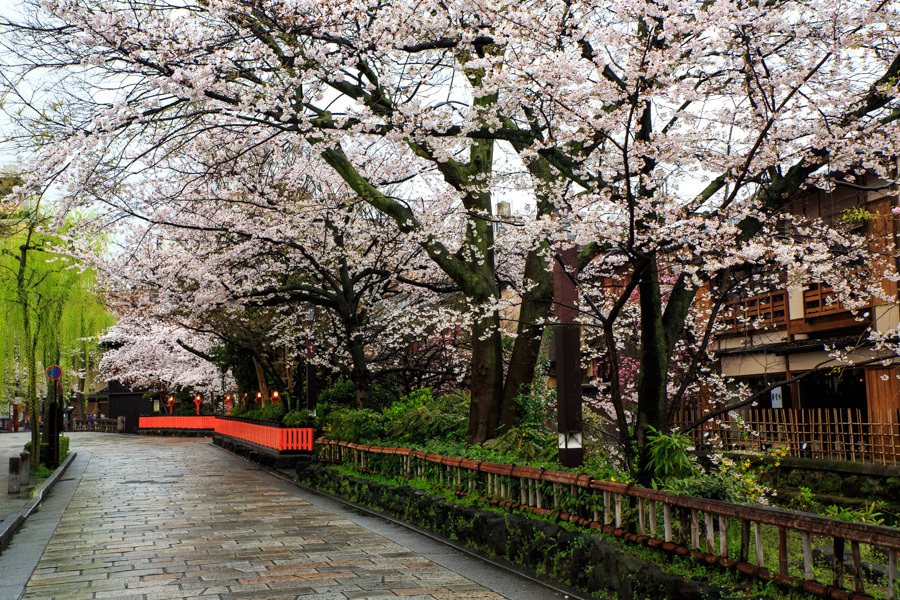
[{"left": 6, "top": 433, "right": 557, "bottom": 600}]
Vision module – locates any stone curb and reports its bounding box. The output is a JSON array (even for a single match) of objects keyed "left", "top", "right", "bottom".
[{"left": 0, "top": 451, "right": 77, "bottom": 553}]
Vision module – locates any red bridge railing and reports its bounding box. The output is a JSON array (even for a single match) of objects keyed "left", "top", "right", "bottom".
[
  {"left": 137, "top": 415, "right": 313, "bottom": 452},
  {"left": 138, "top": 416, "right": 217, "bottom": 430}
]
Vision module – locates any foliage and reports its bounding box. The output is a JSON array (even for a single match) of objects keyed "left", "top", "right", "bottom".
[
  {"left": 662, "top": 456, "right": 772, "bottom": 504},
  {"left": 791, "top": 487, "right": 820, "bottom": 513},
  {"left": 318, "top": 378, "right": 394, "bottom": 410},
  {"left": 823, "top": 501, "right": 885, "bottom": 525},
  {"left": 228, "top": 401, "right": 286, "bottom": 422},
  {"left": 487, "top": 425, "right": 557, "bottom": 462},
  {"left": 30, "top": 463, "right": 54, "bottom": 479},
  {"left": 479, "top": 386, "right": 557, "bottom": 462},
  {"left": 644, "top": 427, "right": 699, "bottom": 481},
  {"left": 322, "top": 407, "right": 386, "bottom": 443},
  {"left": 24, "top": 435, "right": 69, "bottom": 465},
  {"left": 383, "top": 389, "right": 468, "bottom": 445},
  {"left": 212, "top": 342, "right": 260, "bottom": 397},
  {"left": 282, "top": 409, "right": 311, "bottom": 427}
]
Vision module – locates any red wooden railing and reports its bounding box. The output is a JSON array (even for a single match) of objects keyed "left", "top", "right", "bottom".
[
  {"left": 138, "top": 416, "right": 217, "bottom": 430},
  {"left": 137, "top": 415, "right": 314, "bottom": 452}
]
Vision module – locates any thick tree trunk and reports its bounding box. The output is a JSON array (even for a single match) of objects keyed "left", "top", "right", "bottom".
[
  {"left": 468, "top": 311, "right": 504, "bottom": 442},
  {"left": 347, "top": 333, "right": 372, "bottom": 409},
  {"left": 635, "top": 259, "right": 669, "bottom": 485},
  {"left": 499, "top": 247, "right": 553, "bottom": 429}
]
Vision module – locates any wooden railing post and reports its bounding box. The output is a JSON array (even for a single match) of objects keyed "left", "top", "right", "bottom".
[
  {"left": 664, "top": 504, "right": 673, "bottom": 542},
  {"left": 691, "top": 509, "right": 700, "bottom": 550},
  {"left": 801, "top": 532, "right": 813, "bottom": 580},
  {"left": 888, "top": 548, "right": 897, "bottom": 600},
  {"left": 833, "top": 536, "right": 845, "bottom": 588},
  {"left": 778, "top": 527, "right": 788, "bottom": 576},
  {"left": 851, "top": 540, "right": 864, "bottom": 593}
]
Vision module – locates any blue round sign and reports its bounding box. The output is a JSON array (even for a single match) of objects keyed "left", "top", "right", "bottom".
[{"left": 46, "top": 365, "right": 61, "bottom": 380}]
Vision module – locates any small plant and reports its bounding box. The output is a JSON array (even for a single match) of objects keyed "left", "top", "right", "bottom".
[
  {"left": 824, "top": 501, "right": 885, "bottom": 525},
  {"left": 645, "top": 427, "right": 698, "bottom": 481},
  {"left": 792, "top": 486, "right": 820, "bottom": 513}
]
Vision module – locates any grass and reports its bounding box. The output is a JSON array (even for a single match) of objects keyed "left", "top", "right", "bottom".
[{"left": 30, "top": 464, "right": 54, "bottom": 479}]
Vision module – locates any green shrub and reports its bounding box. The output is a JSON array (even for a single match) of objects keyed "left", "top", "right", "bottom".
[
  {"left": 283, "top": 409, "right": 311, "bottom": 427},
  {"left": 323, "top": 408, "right": 386, "bottom": 442},
  {"left": 663, "top": 456, "right": 772, "bottom": 504},
  {"left": 318, "top": 378, "right": 394, "bottom": 411},
  {"left": 24, "top": 435, "right": 69, "bottom": 465},
  {"left": 319, "top": 379, "right": 357, "bottom": 407},
  {"left": 230, "top": 402, "right": 286, "bottom": 422},
  {"left": 383, "top": 389, "right": 468, "bottom": 444}
]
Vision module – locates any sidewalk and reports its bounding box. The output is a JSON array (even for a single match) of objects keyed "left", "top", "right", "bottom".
[
  {"left": 3, "top": 433, "right": 565, "bottom": 600},
  {"left": 0, "top": 432, "right": 33, "bottom": 524}
]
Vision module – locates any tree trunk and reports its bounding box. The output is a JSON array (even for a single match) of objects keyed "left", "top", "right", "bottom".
[
  {"left": 635, "top": 259, "right": 668, "bottom": 484},
  {"left": 252, "top": 355, "right": 269, "bottom": 401},
  {"left": 25, "top": 323, "right": 40, "bottom": 468},
  {"left": 348, "top": 332, "right": 372, "bottom": 409},
  {"left": 468, "top": 310, "right": 504, "bottom": 442},
  {"left": 499, "top": 247, "right": 553, "bottom": 429}
]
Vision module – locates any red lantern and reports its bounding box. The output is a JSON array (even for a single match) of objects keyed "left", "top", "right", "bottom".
[
  {"left": 271, "top": 390, "right": 279, "bottom": 404},
  {"left": 225, "top": 394, "right": 232, "bottom": 413},
  {"left": 167, "top": 396, "right": 175, "bottom": 414},
  {"left": 194, "top": 394, "right": 202, "bottom": 415}
]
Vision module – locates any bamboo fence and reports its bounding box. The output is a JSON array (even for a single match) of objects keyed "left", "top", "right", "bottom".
[{"left": 674, "top": 408, "right": 899, "bottom": 466}]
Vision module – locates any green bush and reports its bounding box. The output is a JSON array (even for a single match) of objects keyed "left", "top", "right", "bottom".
[
  {"left": 24, "top": 435, "right": 69, "bottom": 465},
  {"left": 323, "top": 408, "right": 386, "bottom": 442},
  {"left": 282, "top": 409, "right": 311, "bottom": 427},
  {"left": 383, "top": 389, "right": 468, "bottom": 445},
  {"left": 319, "top": 379, "right": 395, "bottom": 411},
  {"left": 319, "top": 379, "right": 357, "bottom": 407},
  {"left": 663, "top": 456, "right": 772, "bottom": 504},
  {"left": 229, "top": 402, "right": 286, "bottom": 422}
]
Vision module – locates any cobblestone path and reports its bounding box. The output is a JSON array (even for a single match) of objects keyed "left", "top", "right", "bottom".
[{"left": 20, "top": 434, "right": 513, "bottom": 600}]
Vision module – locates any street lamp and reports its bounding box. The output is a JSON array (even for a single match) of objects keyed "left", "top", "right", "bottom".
[
  {"left": 194, "top": 394, "right": 202, "bottom": 415},
  {"left": 270, "top": 390, "right": 279, "bottom": 404}
]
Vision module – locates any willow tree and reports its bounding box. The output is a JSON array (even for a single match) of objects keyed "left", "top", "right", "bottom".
[{"left": 0, "top": 201, "right": 110, "bottom": 467}]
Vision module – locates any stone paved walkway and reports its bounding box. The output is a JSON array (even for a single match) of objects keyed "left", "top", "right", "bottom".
[
  {"left": 0, "top": 432, "right": 34, "bottom": 522},
  {"left": 7, "top": 433, "right": 561, "bottom": 600}
]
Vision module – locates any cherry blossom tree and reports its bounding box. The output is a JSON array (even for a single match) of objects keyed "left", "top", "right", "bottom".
[
  {"left": 2, "top": 0, "right": 899, "bottom": 468},
  {"left": 90, "top": 143, "right": 470, "bottom": 409}
]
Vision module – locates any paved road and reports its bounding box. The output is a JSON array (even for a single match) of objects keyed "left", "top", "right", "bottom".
[{"left": 0, "top": 433, "right": 564, "bottom": 600}]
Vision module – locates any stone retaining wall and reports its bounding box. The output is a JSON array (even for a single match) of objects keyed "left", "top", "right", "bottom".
[{"left": 300, "top": 466, "right": 728, "bottom": 600}]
